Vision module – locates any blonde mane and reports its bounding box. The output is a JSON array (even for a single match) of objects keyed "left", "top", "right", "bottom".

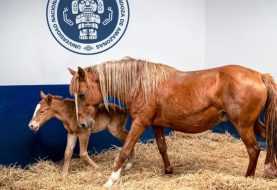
[{"left": 92, "top": 57, "right": 175, "bottom": 109}]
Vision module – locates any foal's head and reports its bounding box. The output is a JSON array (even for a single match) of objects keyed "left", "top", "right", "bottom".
[
  {"left": 28, "top": 91, "right": 62, "bottom": 132},
  {"left": 69, "top": 67, "right": 102, "bottom": 128}
]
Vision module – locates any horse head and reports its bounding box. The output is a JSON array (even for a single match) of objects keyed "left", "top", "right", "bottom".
[
  {"left": 28, "top": 91, "right": 56, "bottom": 132},
  {"left": 69, "top": 67, "right": 101, "bottom": 128}
]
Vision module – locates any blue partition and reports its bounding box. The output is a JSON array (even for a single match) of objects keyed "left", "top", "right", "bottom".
[
  {"left": 0, "top": 85, "right": 171, "bottom": 167},
  {"left": 0, "top": 85, "right": 265, "bottom": 167}
]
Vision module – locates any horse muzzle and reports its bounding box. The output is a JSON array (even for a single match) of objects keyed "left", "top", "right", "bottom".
[
  {"left": 28, "top": 121, "right": 40, "bottom": 133},
  {"left": 78, "top": 118, "right": 95, "bottom": 129}
]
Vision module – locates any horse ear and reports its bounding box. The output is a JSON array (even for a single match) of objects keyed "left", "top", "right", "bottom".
[
  {"left": 77, "top": 66, "right": 85, "bottom": 79},
  {"left": 68, "top": 68, "right": 76, "bottom": 76},
  {"left": 40, "top": 91, "right": 47, "bottom": 99},
  {"left": 45, "top": 95, "right": 52, "bottom": 105}
]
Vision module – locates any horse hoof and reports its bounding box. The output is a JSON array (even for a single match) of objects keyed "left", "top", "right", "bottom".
[
  {"left": 165, "top": 166, "right": 173, "bottom": 174},
  {"left": 61, "top": 172, "right": 68, "bottom": 178},
  {"left": 264, "top": 171, "right": 277, "bottom": 178},
  {"left": 124, "top": 162, "right": 133, "bottom": 170},
  {"left": 103, "top": 181, "right": 113, "bottom": 190},
  {"left": 264, "top": 164, "right": 277, "bottom": 178},
  {"left": 93, "top": 164, "right": 99, "bottom": 169}
]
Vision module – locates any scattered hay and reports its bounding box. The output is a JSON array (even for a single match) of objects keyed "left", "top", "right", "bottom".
[{"left": 1, "top": 132, "right": 277, "bottom": 190}]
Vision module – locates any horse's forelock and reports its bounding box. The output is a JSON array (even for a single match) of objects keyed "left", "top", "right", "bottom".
[
  {"left": 70, "top": 68, "right": 96, "bottom": 96},
  {"left": 69, "top": 74, "right": 80, "bottom": 96},
  {"left": 70, "top": 69, "right": 96, "bottom": 121}
]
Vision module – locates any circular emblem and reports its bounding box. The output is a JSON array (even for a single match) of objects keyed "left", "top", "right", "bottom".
[{"left": 46, "top": 0, "right": 129, "bottom": 55}]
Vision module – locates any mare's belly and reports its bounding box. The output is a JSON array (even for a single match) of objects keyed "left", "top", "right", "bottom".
[{"left": 153, "top": 106, "right": 224, "bottom": 133}]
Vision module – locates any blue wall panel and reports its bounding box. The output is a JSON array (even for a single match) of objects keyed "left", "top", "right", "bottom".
[
  {"left": 0, "top": 85, "right": 265, "bottom": 167},
  {"left": 0, "top": 85, "right": 171, "bottom": 167}
]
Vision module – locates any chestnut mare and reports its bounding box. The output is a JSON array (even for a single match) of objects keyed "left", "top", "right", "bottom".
[
  {"left": 28, "top": 91, "right": 134, "bottom": 177},
  {"left": 69, "top": 58, "right": 277, "bottom": 188}
]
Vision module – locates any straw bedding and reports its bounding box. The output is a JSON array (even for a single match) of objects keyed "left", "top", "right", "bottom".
[{"left": 1, "top": 131, "right": 277, "bottom": 190}]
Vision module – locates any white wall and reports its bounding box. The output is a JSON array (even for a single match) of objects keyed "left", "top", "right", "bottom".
[
  {"left": 206, "top": 0, "right": 277, "bottom": 78},
  {"left": 0, "top": 0, "right": 206, "bottom": 85},
  {"left": 2, "top": 0, "right": 277, "bottom": 85}
]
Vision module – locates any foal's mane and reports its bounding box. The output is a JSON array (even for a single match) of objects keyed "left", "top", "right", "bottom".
[
  {"left": 48, "top": 95, "right": 74, "bottom": 105},
  {"left": 51, "top": 95, "right": 63, "bottom": 100},
  {"left": 71, "top": 57, "right": 175, "bottom": 109}
]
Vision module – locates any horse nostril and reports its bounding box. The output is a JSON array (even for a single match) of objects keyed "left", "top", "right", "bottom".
[
  {"left": 29, "top": 125, "right": 38, "bottom": 133},
  {"left": 80, "top": 123, "right": 87, "bottom": 128}
]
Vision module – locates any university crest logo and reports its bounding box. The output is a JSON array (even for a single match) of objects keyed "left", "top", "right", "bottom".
[{"left": 47, "top": 0, "right": 129, "bottom": 55}]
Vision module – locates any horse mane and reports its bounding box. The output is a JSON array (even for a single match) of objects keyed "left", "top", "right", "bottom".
[
  {"left": 52, "top": 95, "right": 63, "bottom": 100},
  {"left": 45, "top": 94, "right": 73, "bottom": 103},
  {"left": 46, "top": 94, "right": 63, "bottom": 100},
  {"left": 63, "top": 98, "right": 74, "bottom": 103},
  {"left": 92, "top": 57, "right": 175, "bottom": 109}
]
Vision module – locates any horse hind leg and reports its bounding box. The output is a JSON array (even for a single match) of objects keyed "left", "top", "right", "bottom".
[
  {"left": 153, "top": 126, "right": 173, "bottom": 174},
  {"left": 264, "top": 150, "right": 277, "bottom": 178},
  {"left": 78, "top": 131, "right": 99, "bottom": 169},
  {"left": 62, "top": 133, "right": 77, "bottom": 177},
  {"left": 253, "top": 120, "right": 277, "bottom": 177},
  {"left": 234, "top": 123, "right": 260, "bottom": 176},
  {"left": 256, "top": 122, "right": 277, "bottom": 177}
]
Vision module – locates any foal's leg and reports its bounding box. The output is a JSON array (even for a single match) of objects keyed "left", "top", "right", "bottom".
[
  {"left": 153, "top": 126, "right": 173, "bottom": 174},
  {"left": 78, "top": 131, "right": 98, "bottom": 168},
  {"left": 104, "top": 118, "right": 147, "bottom": 188},
  {"left": 235, "top": 125, "right": 260, "bottom": 176},
  {"left": 107, "top": 118, "right": 135, "bottom": 170},
  {"left": 62, "top": 133, "right": 77, "bottom": 177}
]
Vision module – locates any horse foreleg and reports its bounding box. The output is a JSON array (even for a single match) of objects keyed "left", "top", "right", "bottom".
[
  {"left": 78, "top": 131, "right": 98, "bottom": 169},
  {"left": 104, "top": 119, "right": 146, "bottom": 189},
  {"left": 107, "top": 121, "right": 135, "bottom": 170},
  {"left": 153, "top": 126, "right": 173, "bottom": 174},
  {"left": 62, "top": 133, "right": 77, "bottom": 177}
]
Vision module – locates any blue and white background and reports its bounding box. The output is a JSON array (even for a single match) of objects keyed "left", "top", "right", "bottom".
[{"left": 0, "top": 0, "right": 277, "bottom": 166}]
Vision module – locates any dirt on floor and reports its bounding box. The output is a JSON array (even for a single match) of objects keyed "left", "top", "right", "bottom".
[{"left": 1, "top": 131, "right": 277, "bottom": 190}]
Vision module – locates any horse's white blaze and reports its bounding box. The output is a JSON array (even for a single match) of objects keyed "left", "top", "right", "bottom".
[
  {"left": 74, "top": 93, "right": 79, "bottom": 121},
  {"left": 103, "top": 168, "right": 122, "bottom": 189},
  {"left": 32, "top": 103, "right": 41, "bottom": 118}
]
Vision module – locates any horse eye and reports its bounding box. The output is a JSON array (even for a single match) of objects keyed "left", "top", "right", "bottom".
[{"left": 79, "top": 94, "right": 85, "bottom": 100}]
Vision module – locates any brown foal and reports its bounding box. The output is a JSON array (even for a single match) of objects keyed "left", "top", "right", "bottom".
[
  {"left": 69, "top": 58, "right": 277, "bottom": 188},
  {"left": 28, "top": 91, "right": 132, "bottom": 177}
]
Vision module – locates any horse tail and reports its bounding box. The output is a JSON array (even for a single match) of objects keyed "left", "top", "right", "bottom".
[{"left": 262, "top": 74, "right": 277, "bottom": 165}]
